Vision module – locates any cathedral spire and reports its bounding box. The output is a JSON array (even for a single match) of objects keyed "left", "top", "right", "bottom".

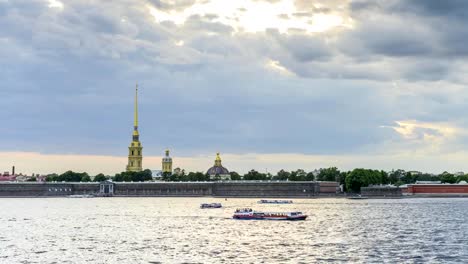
[
  {"left": 134, "top": 83, "right": 139, "bottom": 129},
  {"left": 132, "top": 83, "right": 139, "bottom": 141},
  {"left": 127, "top": 83, "right": 143, "bottom": 172}
]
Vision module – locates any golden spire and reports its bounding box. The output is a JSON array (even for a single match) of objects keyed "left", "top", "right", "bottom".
[
  {"left": 134, "top": 83, "right": 138, "bottom": 129},
  {"left": 132, "top": 83, "right": 139, "bottom": 140}
]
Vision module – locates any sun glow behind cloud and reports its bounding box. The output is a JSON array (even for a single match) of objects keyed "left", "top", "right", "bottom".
[
  {"left": 47, "top": 0, "right": 63, "bottom": 9},
  {"left": 148, "top": 0, "right": 351, "bottom": 34}
]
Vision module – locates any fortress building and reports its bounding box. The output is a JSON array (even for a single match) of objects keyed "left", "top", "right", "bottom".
[
  {"left": 162, "top": 149, "right": 173, "bottom": 174},
  {"left": 207, "top": 153, "right": 230, "bottom": 180},
  {"left": 126, "top": 84, "right": 143, "bottom": 172}
]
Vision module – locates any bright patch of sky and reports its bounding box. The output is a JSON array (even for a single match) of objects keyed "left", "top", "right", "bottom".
[
  {"left": 47, "top": 0, "right": 63, "bottom": 9},
  {"left": 148, "top": 0, "right": 352, "bottom": 33}
]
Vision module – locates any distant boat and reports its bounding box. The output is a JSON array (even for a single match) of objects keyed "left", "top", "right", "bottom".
[
  {"left": 233, "top": 208, "right": 307, "bottom": 221},
  {"left": 347, "top": 195, "right": 368, "bottom": 200},
  {"left": 68, "top": 194, "right": 94, "bottom": 198},
  {"left": 257, "top": 199, "right": 293, "bottom": 204},
  {"left": 200, "top": 203, "right": 222, "bottom": 209}
]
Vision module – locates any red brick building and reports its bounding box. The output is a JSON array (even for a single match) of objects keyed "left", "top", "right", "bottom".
[{"left": 404, "top": 184, "right": 468, "bottom": 196}]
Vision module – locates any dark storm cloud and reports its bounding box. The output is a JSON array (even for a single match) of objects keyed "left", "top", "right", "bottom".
[{"left": 350, "top": 0, "right": 468, "bottom": 57}]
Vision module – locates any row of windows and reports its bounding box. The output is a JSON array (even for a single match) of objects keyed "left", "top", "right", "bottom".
[{"left": 48, "top": 188, "right": 72, "bottom": 192}]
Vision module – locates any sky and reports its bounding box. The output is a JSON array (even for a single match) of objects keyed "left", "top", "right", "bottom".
[{"left": 2, "top": 0, "right": 468, "bottom": 175}]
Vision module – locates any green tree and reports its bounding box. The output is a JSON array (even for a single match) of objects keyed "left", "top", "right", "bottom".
[
  {"left": 305, "top": 172, "right": 316, "bottom": 181},
  {"left": 345, "top": 168, "right": 383, "bottom": 193},
  {"left": 440, "top": 172, "right": 456, "bottom": 184},
  {"left": 230, "top": 171, "right": 242, "bottom": 181},
  {"left": 162, "top": 172, "right": 172, "bottom": 181},
  {"left": 275, "top": 170, "right": 290, "bottom": 181},
  {"left": 290, "top": 169, "right": 306, "bottom": 181},
  {"left": 27, "top": 177, "right": 37, "bottom": 182},
  {"left": 338, "top": 171, "right": 348, "bottom": 186},
  {"left": 93, "top": 173, "right": 107, "bottom": 182},
  {"left": 380, "top": 170, "right": 389, "bottom": 184},
  {"left": 243, "top": 170, "right": 268, "bottom": 181},
  {"left": 457, "top": 175, "right": 468, "bottom": 183},
  {"left": 401, "top": 172, "right": 416, "bottom": 184},
  {"left": 46, "top": 173, "right": 59, "bottom": 182},
  {"left": 317, "top": 167, "right": 340, "bottom": 182},
  {"left": 80, "top": 174, "right": 91, "bottom": 182},
  {"left": 389, "top": 169, "right": 405, "bottom": 184}
]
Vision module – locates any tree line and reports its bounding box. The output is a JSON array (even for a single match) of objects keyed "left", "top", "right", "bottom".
[
  {"left": 45, "top": 168, "right": 468, "bottom": 193},
  {"left": 45, "top": 169, "right": 152, "bottom": 183}
]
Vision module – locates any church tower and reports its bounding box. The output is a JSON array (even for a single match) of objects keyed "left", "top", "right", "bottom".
[
  {"left": 162, "top": 149, "right": 173, "bottom": 174},
  {"left": 126, "top": 84, "right": 143, "bottom": 172}
]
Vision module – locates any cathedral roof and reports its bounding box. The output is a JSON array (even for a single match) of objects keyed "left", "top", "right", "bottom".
[
  {"left": 207, "top": 166, "right": 229, "bottom": 176},
  {"left": 206, "top": 152, "right": 229, "bottom": 175}
]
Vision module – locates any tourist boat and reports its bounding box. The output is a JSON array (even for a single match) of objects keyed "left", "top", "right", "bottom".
[
  {"left": 257, "top": 199, "right": 293, "bottom": 204},
  {"left": 233, "top": 208, "right": 307, "bottom": 220},
  {"left": 200, "top": 203, "right": 222, "bottom": 209},
  {"left": 68, "top": 194, "right": 94, "bottom": 198}
]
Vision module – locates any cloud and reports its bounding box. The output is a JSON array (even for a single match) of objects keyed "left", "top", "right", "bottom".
[{"left": 3, "top": 0, "right": 468, "bottom": 174}]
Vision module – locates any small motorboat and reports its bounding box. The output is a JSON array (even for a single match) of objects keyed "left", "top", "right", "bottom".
[
  {"left": 233, "top": 208, "right": 307, "bottom": 220},
  {"left": 257, "top": 199, "right": 293, "bottom": 204},
  {"left": 200, "top": 203, "right": 222, "bottom": 209},
  {"left": 347, "top": 195, "right": 368, "bottom": 200}
]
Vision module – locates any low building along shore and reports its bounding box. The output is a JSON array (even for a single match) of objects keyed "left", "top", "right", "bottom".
[{"left": 0, "top": 181, "right": 339, "bottom": 197}]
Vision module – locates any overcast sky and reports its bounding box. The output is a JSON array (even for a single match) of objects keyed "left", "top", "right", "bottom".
[{"left": 2, "top": 0, "right": 468, "bottom": 175}]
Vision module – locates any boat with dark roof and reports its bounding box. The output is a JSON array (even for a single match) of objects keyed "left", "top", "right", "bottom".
[
  {"left": 233, "top": 208, "right": 307, "bottom": 220},
  {"left": 200, "top": 203, "right": 222, "bottom": 209},
  {"left": 257, "top": 199, "right": 293, "bottom": 204}
]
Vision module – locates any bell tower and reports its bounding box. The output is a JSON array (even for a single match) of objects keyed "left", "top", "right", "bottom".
[
  {"left": 126, "top": 84, "right": 143, "bottom": 172},
  {"left": 162, "top": 149, "right": 173, "bottom": 174}
]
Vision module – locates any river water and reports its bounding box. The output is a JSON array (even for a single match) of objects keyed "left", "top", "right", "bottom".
[{"left": 0, "top": 197, "right": 467, "bottom": 263}]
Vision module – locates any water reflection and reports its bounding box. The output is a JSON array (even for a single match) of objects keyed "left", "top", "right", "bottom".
[{"left": 0, "top": 198, "right": 467, "bottom": 263}]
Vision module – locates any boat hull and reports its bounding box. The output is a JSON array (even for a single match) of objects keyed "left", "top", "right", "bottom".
[{"left": 233, "top": 215, "right": 307, "bottom": 221}]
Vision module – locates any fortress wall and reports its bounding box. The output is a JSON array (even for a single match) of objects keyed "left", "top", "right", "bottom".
[
  {"left": 0, "top": 183, "right": 73, "bottom": 197},
  {"left": 317, "top": 181, "right": 340, "bottom": 194},
  {"left": 361, "top": 186, "right": 402, "bottom": 197},
  {"left": 114, "top": 182, "right": 213, "bottom": 196},
  {"left": 0, "top": 181, "right": 339, "bottom": 197},
  {"left": 72, "top": 183, "right": 100, "bottom": 194},
  {"left": 212, "top": 182, "right": 319, "bottom": 197}
]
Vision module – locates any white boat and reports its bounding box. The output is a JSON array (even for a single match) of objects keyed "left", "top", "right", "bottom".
[{"left": 233, "top": 208, "right": 307, "bottom": 220}]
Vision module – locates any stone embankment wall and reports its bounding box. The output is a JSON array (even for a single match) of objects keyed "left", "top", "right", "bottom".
[
  {"left": 0, "top": 181, "right": 338, "bottom": 197},
  {"left": 113, "top": 182, "right": 212, "bottom": 196},
  {"left": 213, "top": 182, "right": 320, "bottom": 197},
  {"left": 360, "top": 186, "right": 402, "bottom": 197}
]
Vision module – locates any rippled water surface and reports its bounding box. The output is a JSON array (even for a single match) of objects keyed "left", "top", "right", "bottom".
[{"left": 1, "top": 197, "right": 468, "bottom": 263}]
